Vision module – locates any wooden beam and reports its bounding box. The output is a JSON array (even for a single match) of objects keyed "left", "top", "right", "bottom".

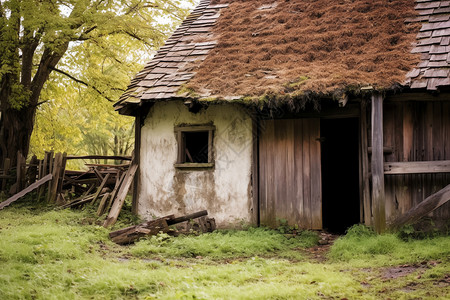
[
  {"left": 132, "top": 115, "right": 141, "bottom": 215},
  {"left": 252, "top": 115, "right": 259, "bottom": 226},
  {"left": 360, "top": 99, "right": 372, "bottom": 226},
  {"left": 384, "top": 160, "right": 450, "bottom": 174},
  {"left": 90, "top": 173, "right": 110, "bottom": 205},
  {"left": 0, "top": 174, "right": 52, "bottom": 210},
  {"left": 371, "top": 93, "right": 386, "bottom": 233},
  {"left": 66, "top": 155, "right": 132, "bottom": 161},
  {"left": 389, "top": 184, "right": 450, "bottom": 229}
]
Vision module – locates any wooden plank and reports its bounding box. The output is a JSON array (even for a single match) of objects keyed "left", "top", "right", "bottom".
[
  {"left": 309, "top": 119, "right": 322, "bottom": 229},
  {"left": 132, "top": 115, "right": 141, "bottom": 215},
  {"left": 384, "top": 160, "right": 450, "bottom": 174},
  {"left": 66, "top": 155, "right": 132, "bottom": 161},
  {"left": 302, "top": 119, "right": 312, "bottom": 228},
  {"left": 258, "top": 119, "right": 267, "bottom": 226},
  {"left": 285, "top": 119, "right": 295, "bottom": 225},
  {"left": 294, "top": 119, "right": 305, "bottom": 228},
  {"left": 45, "top": 151, "right": 54, "bottom": 201},
  {"left": 360, "top": 100, "right": 372, "bottom": 225},
  {"left": 103, "top": 164, "right": 139, "bottom": 227},
  {"left": 0, "top": 174, "right": 53, "bottom": 210},
  {"left": 90, "top": 173, "right": 111, "bottom": 205},
  {"left": 96, "top": 193, "right": 110, "bottom": 216},
  {"left": 251, "top": 116, "right": 259, "bottom": 225},
  {"left": 371, "top": 93, "right": 386, "bottom": 233},
  {"left": 48, "top": 152, "right": 63, "bottom": 203},
  {"left": 275, "top": 120, "right": 287, "bottom": 224},
  {"left": 389, "top": 183, "right": 450, "bottom": 229}
]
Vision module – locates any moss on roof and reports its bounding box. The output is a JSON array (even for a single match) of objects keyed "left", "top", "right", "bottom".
[{"left": 186, "top": 0, "right": 421, "bottom": 98}]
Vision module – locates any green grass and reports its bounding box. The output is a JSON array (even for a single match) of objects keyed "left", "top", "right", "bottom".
[
  {"left": 329, "top": 225, "right": 450, "bottom": 267},
  {"left": 0, "top": 202, "right": 448, "bottom": 299}
]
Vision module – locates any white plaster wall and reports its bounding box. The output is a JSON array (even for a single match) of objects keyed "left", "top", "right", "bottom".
[{"left": 138, "top": 101, "right": 254, "bottom": 227}]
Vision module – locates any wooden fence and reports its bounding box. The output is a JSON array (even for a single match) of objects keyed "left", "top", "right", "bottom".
[{"left": 0, "top": 152, "right": 135, "bottom": 227}]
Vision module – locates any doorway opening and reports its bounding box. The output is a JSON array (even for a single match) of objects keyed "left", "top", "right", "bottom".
[{"left": 321, "top": 118, "right": 360, "bottom": 234}]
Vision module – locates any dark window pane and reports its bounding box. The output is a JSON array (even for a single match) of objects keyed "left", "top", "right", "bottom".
[{"left": 184, "top": 131, "right": 209, "bottom": 163}]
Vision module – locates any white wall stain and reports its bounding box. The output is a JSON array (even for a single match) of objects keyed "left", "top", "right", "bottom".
[{"left": 138, "top": 101, "right": 253, "bottom": 227}]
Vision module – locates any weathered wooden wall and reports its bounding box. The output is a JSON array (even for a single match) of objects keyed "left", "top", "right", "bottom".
[
  {"left": 259, "top": 119, "right": 322, "bottom": 229},
  {"left": 382, "top": 101, "right": 450, "bottom": 223}
]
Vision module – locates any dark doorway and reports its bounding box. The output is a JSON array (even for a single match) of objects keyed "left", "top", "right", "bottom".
[{"left": 321, "top": 118, "right": 360, "bottom": 233}]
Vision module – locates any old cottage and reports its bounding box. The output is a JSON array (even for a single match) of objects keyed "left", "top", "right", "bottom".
[{"left": 115, "top": 0, "right": 450, "bottom": 233}]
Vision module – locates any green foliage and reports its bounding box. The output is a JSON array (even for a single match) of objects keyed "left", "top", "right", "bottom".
[{"left": 1, "top": 0, "right": 194, "bottom": 162}]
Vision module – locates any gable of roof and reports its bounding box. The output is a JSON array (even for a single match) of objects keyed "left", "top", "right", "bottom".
[{"left": 115, "top": 0, "right": 450, "bottom": 115}]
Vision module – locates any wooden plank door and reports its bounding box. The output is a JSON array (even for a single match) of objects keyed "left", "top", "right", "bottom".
[{"left": 259, "top": 118, "right": 322, "bottom": 229}]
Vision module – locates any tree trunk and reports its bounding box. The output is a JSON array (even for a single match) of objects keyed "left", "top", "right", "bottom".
[{"left": 0, "top": 105, "right": 36, "bottom": 166}]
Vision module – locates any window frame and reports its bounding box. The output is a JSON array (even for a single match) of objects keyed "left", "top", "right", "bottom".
[{"left": 174, "top": 125, "right": 215, "bottom": 168}]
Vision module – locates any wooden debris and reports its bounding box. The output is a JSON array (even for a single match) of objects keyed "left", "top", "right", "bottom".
[
  {"left": 110, "top": 218, "right": 170, "bottom": 245},
  {"left": 0, "top": 174, "right": 53, "bottom": 210},
  {"left": 389, "top": 184, "right": 450, "bottom": 230},
  {"left": 90, "top": 173, "right": 110, "bottom": 205},
  {"left": 103, "top": 164, "right": 138, "bottom": 227},
  {"left": 109, "top": 210, "right": 214, "bottom": 245}
]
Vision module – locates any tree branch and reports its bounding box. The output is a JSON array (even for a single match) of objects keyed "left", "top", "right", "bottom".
[{"left": 49, "top": 67, "right": 115, "bottom": 102}]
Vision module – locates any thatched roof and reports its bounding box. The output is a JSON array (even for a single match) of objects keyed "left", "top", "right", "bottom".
[{"left": 115, "top": 0, "right": 450, "bottom": 115}]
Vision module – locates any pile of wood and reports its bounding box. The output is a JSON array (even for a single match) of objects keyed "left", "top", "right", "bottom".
[
  {"left": 110, "top": 210, "right": 216, "bottom": 245},
  {"left": 0, "top": 152, "right": 137, "bottom": 227}
]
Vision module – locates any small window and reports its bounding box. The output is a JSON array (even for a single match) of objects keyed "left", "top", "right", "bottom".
[{"left": 174, "top": 125, "right": 215, "bottom": 168}]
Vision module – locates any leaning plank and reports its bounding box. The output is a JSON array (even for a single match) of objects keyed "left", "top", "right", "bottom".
[
  {"left": 389, "top": 184, "right": 450, "bottom": 230},
  {"left": 90, "top": 173, "right": 110, "bottom": 205},
  {"left": 96, "top": 193, "right": 111, "bottom": 216},
  {"left": 0, "top": 174, "right": 53, "bottom": 210},
  {"left": 103, "top": 164, "right": 138, "bottom": 227}
]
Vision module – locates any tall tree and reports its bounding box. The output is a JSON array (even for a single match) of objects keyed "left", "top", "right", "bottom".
[{"left": 0, "top": 0, "right": 191, "bottom": 165}]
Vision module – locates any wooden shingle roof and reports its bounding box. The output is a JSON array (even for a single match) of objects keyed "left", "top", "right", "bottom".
[
  {"left": 116, "top": 0, "right": 450, "bottom": 115},
  {"left": 406, "top": 0, "right": 450, "bottom": 90}
]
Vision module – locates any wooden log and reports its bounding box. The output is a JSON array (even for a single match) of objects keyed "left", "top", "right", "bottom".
[
  {"left": 110, "top": 218, "right": 169, "bottom": 245},
  {"left": 90, "top": 173, "right": 110, "bottom": 205},
  {"left": 166, "top": 210, "right": 208, "bottom": 225},
  {"left": 109, "top": 215, "right": 175, "bottom": 239},
  {"left": 389, "top": 184, "right": 450, "bottom": 230},
  {"left": 0, "top": 174, "right": 53, "bottom": 210},
  {"left": 103, "top": 164, "right": 138, "bottom": 227},
  {"left": 371, "top": 93, "right": 386, "bottom": 234},
  {"left": 1, "top": 158, "right": 11, "bottom": 192}
]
